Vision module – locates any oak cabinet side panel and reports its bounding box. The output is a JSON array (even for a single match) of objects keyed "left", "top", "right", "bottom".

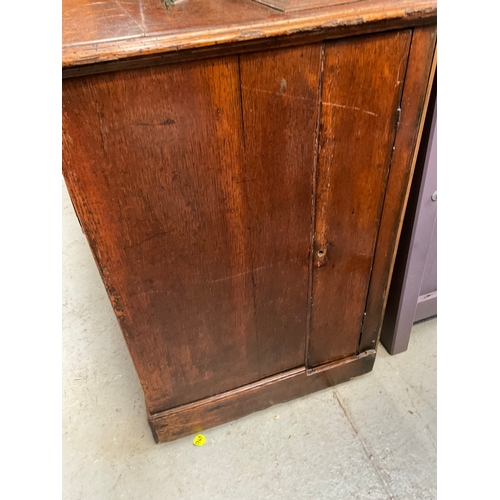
[
  {"left": 239, "top": 44, "right": 322, "bottom": 378},
  {"left": 63, "top": 58, "right": 264, "bottom": 414},
  {"left": 308, "top": 30, "right": 412, "bottom": 366}
]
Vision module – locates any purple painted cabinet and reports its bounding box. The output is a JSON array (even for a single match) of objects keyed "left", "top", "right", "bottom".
[{"left": 380, "top": 77, "right": 437, "bottom": 355}]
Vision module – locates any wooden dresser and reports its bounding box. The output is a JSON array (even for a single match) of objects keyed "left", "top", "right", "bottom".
[{"left": 62, "top": 0, "right": 437, "bottom": 442}]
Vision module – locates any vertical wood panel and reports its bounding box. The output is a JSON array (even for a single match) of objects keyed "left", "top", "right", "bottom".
[
  {"left": 380, "top": 82, "right": 437, "bottom": 354},
  {"left": 359, "top": 25, "right": 437, "bottom": 353},
  {"left": 307, "top": 30, "right": 412, "bottom": 367},
  {"left": 63, "top": 47, "right": 322, "bottom": 415},
  {"left": 239, "top": 44, "right": 321, "bottom": 377},
  {"left": 63, "top": 57, "right": 264, "bottom": 414}
]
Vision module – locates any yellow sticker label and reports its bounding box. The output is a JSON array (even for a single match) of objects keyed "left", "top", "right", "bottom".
[{"left": 193, "top": 434, "right": 206, "bottom": 447}]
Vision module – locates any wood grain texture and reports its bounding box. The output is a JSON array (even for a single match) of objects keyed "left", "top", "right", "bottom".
[
  {"left": 252, "top": 0, "right": 362, "bottom": 13},
  {"left": 63, "top": 0, "right": 144, "bottom": 47},
  {"left": 307, "top": 30, "right": 411, "bottom": 367},
  {"left": 118, "top": 0, "right": 272, "bottom": 35},
  {"left": 359, "top": 25, "right": 437, "bottom": 353},
  {"left": 149, "top": 350, "right": 376, "bottom": 442},
  {"left": 62, "top": 0, "right": 437, "bottom": 441},
  {"left": 238, "top": 44, "right": 322, "bottom": 377},
  {"left": 63, "top": 57, "right": 261, "bottom": 414},
  {"left": 62, "top": 18, "right": 433, "bottom": 81},
  {"left": 62, "top": 0, "right": 436, "bottom": 75},
  {"left": 63, "top": 49, "right": 323, "bottom": 415}
]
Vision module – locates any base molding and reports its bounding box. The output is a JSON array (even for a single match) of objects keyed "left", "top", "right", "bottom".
[{"left": 148, "top": 349, "right": 376, "bottom": 443}]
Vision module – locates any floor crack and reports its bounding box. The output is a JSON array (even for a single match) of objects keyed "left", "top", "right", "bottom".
[{"left": 333, "top": 390, "right": 395, "bottom": 499}]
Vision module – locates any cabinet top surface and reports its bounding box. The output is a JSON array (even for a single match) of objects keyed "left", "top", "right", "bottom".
[{"left": 62, "top": 0, "right": 436, "bottom": 72}]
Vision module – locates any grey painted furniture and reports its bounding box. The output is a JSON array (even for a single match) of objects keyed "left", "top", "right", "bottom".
[{"left": 380, "top": 78, "right": 437, "bottom": 355}]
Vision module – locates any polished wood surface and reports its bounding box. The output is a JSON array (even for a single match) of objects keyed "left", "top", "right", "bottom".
[
  {"left": 63, "top": 0, "right": 436, "bottom": 75},
  {"left": 64, "top": 57, "right": 258, "bottom": 413},
  {"left": 252, "top": 0, "right": 362, "bottom": 13},
  {"left": 63, "top": 0, "right": 437, "bottom": 442},
  {"left": 308, "top": 30, "right": 411, "bottom": 367},
  {"left": 239, "top": 44, "right": 321, "bottom": 376},
  {"left": 63, "top": 47, "right": 323, "bottom": 414},
  {"left": 63, "top": 0, "right": 143, "bottom": 46}
]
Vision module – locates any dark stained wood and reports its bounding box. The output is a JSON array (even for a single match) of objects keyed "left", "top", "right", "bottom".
[
  {"left": 62, "top": 0, "right": 144, "bottom": 47},
  {"left": 307, "top": 30, "right": 411, "bottom": 367},
  {"left": 63, "top": 57, "right": 263, "bottom": 414},
  {"left": 253, "top": 0, "right": 362, "bottom": 13},
  {"left": 238, "top": 44, "right": 322, "bottom": 377},
  {"left": 62, "top": 16, "right": 435, "bottom": 80},
  {"left": 118, "top": 0, "right": 273, "bottom": 35},
  {"left": 62, "top": 0, "right": 436, "bottom": 75},
  {"left": 62, "top": 0, "right": 437, "bottom": 443},
  {"left": 359, "top": 25, "right": 437, "bottom": 352},
  {"left": 149, "top": 349, "right": 376, "bottom": 442},
  {"left": 63, "top": 49, "right": 323, "bottom": 415}
]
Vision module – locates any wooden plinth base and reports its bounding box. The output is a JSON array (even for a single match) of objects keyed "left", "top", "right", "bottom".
[{"left": 148, "top": 349, "right": 376, "bottom": 443}]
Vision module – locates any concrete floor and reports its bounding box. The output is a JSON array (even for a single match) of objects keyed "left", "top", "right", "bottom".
[{"left": 62, "top": 181, "right": 437, "bottom": 500}]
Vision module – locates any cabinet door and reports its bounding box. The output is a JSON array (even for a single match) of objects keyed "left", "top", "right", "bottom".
[
  {"left": 63, "top": 47, "right": 321, "bottom": 415},
  {"left": 307, "top": 30, "right": 412, "bottom": 367}
]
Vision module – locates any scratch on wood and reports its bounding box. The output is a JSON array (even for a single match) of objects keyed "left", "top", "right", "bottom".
[
  {"left": 323, "top": 102, "right": 378, "bottom": 117},
  {"left": 135, "top": 118, "right": 175, "bottom": 126},
  {"left": 133, "top": 289, "right": 163, "bottom": 299},
  {"left": 208, "top": 264, "right": 274, "bottom": 284},
  {"left": 241, "top": 86, "right": 315, "bottom": 103},
  {"left": 138, "top": 231, "right": 169, "bottom": 246},
  {"left": 318, "top": 137, "right": 335, "bottom": 248},
  {"left": 395, "top": 54, "right": 407, "bottom": 88},
  {"left": 236, "top": 30, "right": 264, "bottom": 40},
  {"left": 279, "top": 78, "right": 287, "bottom": 95}
]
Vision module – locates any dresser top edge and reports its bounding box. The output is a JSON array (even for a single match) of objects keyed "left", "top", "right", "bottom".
[{"left": 62, "top": 0, "right": 436, "bottom": 76}]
